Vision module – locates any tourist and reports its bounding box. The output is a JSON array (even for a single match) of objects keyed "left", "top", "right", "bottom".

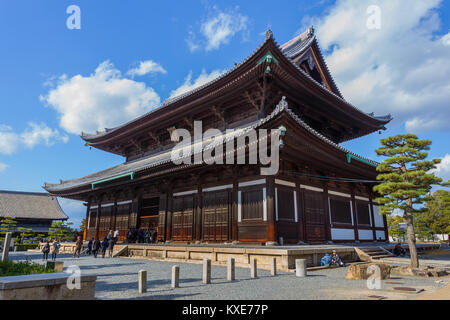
[
  {"left": 108, "top": 237, "right": 115, "bottom": 258},
  {"left": 320, "top": 253, "right": 332, "bottom": 267},
  {"left": 50, "top": 239, "right": 59, "bottom": 261},
  {"left": 106, "top": 230, "right": 113, "bottom": 241},
  {"left": 126, "top": 229, "right": 133, "bottom": 243},
  {"left": 144, "top": 228, "right": 151, "bottom": 243},
  {"left": 393, "top": 243, "right": 406, "bottom": 257},
  {"left": 101, "top": 237, "right": 108, "bottom": 258},
  {"left": 331, "top": 250, "right": 345, "bottom": 267},
  {"left": 42, "top": 240, "right": 50, "bottom": 261},
  {"left": 113, "top": 229, "right": 119, "bottom": 243},
  {"left": 87, "top": 238, "right": 93, "bottom": 255},
  {"left": 137, "top": 228, "right": 144, "bottom": 243},
  {"left": 73, "top": 236, "right": 83, "bottom": 258},
  {"left": 93, "top": 238, "right": 101, "bottom": 258}
]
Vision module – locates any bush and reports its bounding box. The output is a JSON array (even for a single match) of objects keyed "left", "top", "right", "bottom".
[{"left": 0, "top": 260, "right": 56, "bottom": 277}]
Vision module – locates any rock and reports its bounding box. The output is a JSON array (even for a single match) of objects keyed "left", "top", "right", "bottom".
[
  {"left": 391, "top": 266, "right": 449, "bottom": 278},
  {"left": 346, "top": 263, "right": 391, "bottom": 280}
]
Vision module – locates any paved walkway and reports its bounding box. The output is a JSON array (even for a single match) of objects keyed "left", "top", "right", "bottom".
[
  {"left": 414, "top": 284, "right": 450, "bottom": 300},
  {"left": 7, "top": 252, "right": 449, "bottom": 300}
]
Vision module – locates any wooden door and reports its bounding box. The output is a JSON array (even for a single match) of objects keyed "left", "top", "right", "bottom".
[
  {"left": 171, "top": 195, "right": 194, "bottom": 241},
  {"left": 202, "top": 191, "right": 230, "bottom": 242},
  {"left": 303, "top": 191, "right": 326, "bottom": 242}
]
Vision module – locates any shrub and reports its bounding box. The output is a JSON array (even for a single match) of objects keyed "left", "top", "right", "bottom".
[{"left": 0, "top": 260, "right": 55, "bottom": 277}]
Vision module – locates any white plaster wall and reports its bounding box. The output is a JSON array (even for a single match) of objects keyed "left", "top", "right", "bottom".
[
  {"left": 331, "top": 228, "right": 355, "bottom": 240},
  {"left": 358, "top": 229, "right": 374, "bottom": 240}
]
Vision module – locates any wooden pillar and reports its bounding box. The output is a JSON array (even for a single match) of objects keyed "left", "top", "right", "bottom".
[
  {"left": 368, "top": 191, "right": 377, "bottom": 242},
  {"left": 83, "top": 202, "right": 90, "bottom": 241},
  {"left": 323, "top": 184, "right": 332, "bottom": 242},
  {"left": 158, "top": 193, "right": 168, "bottom": 242},
  {"left": 266, "top": 176, "right": 277, "bottom": 244},
  {"left": 95, "top": 198, "right": 101, "bottom": 240},
  {"left": 350, "top": 189, "right": 359, "bottom": 242},
  {"left": 166, "top": 189, "right": 173, "bottom": 241},
  {"left": 231, "top": 177, "right": 238, "bottom": 241},
  {"left": 383, "top": 214, "right": 389, "bottom": 242},
  {"left": 195, "top": 184, "right": 203, "bottom": 241}
]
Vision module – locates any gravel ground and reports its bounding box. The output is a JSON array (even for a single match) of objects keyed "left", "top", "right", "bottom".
[{"left": 8, "top": 252, "right": 449, "bottom": 300}]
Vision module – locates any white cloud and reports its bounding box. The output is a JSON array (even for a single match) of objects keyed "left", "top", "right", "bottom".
[
  {"left": 169, "top": 69, "right": 226, "bottom": 99},
  {"left": 431, "top": 154, "right": 450, "bottom": 182},
  {"left": 126, "top": 60, "right": 167, "bottom": 77},
  {"left": 40, "top": 60, "right": 161, "bottom": 135},
  {"left": 302, "top": 0, "right": 450, "bottom": 132},
  {"left": 0, "top": 163, "right": 8, "bottom": 173},
  {"left": 0, "top": 122, "right": 67, "bottom": 155},
  {"left": 20, "top": 122, "right": 68, "bottom": 148},
  {"left": 187, "top": 7, "right": 249, "bottom": 52}
]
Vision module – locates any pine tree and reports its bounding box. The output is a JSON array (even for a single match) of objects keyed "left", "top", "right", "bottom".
[
  {"left": 424, "top": 190, "right": 450, "bottom": 238},
  {"left": 374, "top": 134, "right": 448, "bottom": 268}
]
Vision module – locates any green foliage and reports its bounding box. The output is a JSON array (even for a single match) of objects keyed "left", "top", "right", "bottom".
[
  {"left": 0, "top": 260, "right": 55, "bottom": 277},
  {"left": 423, "top": 190, "right": 450, "bottom": 235},
  {"left": 374, "top": 134, "right": 444, "bottom": 215},
  {"left": 414, "top": 211, "right": 434, "bottom": 241},
  {"left": 387, "top": 215, "right": 406, "bottom": 241},
  {"left": 16, "top": 227, "right": 35, "bottom": 245},
  {"left": 48, "top": 221, "right": 74, "bottom": 242},
  {"left": 0, "top": 216, "right": 17, "bottom": 236},
  {"left": 80, "top": 218, "right": 86, "bottom": 233}
]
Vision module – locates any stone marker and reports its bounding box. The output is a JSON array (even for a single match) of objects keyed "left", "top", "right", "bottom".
[
  {"left": 172, "top": 265, "right": 180, "bottom": 288},
  {"left": 138, "top": 270, "right": 147, "bottom": 293},
  {"left": 45, "top": 261, "right": 64, "bottom": 272},
  {"left": 270, "top": 257, "right": 277, "bottom": 276},
  {"left": 227, "top": 257, "right": 235, "bottom": 281},
  {"left": 250, "top": 258, "right": 257, "bottom": 278},
  {"left": 203, "top": 259, "right": 211, "bottom": 284},
  {"left": 346, "top": 264, "right": 390, "bottom": 280},
  {"left": 1, "top": 232, "right": 12, "bottom": 261},
  {"left": 295, "top": 259, "right": 307, "bottom": 277}
]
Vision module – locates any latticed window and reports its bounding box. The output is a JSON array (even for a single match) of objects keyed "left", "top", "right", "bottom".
[
  {"left": 356, "top": 202, "right": 371, "bottom": 226},
  {"left": 242, "top": 189, "right": 263, "bottom": 220},
  {"left": 277, "top": 189, "right": 295, "bottom": 221},
  {"left": 116, "top": 204, "right": 131, "bottom": 230},
  {"left": 99, "top": 206, "right": 113, "bottom": 231},
  {"left": 329, "top": 198, "right": 352, "bottom": 224}
]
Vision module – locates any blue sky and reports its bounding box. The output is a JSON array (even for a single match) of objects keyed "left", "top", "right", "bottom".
[{"left": 1, "top": 0, "right": 449, "bottom": 228}]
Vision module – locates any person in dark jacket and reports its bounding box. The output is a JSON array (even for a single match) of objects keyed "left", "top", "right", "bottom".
[
  {"left": 42, "top": 240, "right": 50, "bottom": 261},
  {"left": 101, "top": 238, "right": 108, "bottom": 258},
  {"left": 92, "top": 238, "right": 101, "bottom": 258},
  {"left": 108, "top": 238, "right": 115, "bottom": 258},
  {"left": 137, "top": 228, "right": 144, "bottom": 243},
  {"left": 87, "top": 238, "right": 93, "bottom": 255}
]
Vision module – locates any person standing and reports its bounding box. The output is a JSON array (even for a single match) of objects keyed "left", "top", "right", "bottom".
[
  {"left": 108, "top": 237, "right": 115, "bottom": 258},
  {"left": 42, "top": 240, "right": 50, "bottom": 261},
  {"left": 50, "top": 239, "right": 59, "bottom": 261},
  {"left": 93, "top": 238, "right": 101, "bottom": 258},
  {"left": 101, "top": 237, "right": 108, "bottom": 258},
  {"left": 73, "top": 236, "right": 83, "bottom": 258},
  {"left": 106, "top": 230, "right": 113, "bottom": 241},
  {"left": 113, "top": 229, "right": 119, "bottom": 243}
]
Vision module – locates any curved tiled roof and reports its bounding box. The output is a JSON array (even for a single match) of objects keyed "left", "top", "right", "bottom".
[
  {"left": 45, "top": 97, "right": 378, "bottom": 194},
  {"left": 0, "top": 190, "right": 68, "bottom": 220}
]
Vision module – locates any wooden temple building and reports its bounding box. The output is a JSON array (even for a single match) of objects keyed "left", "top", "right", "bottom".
[{"left": 44, "top": 28, "right": 391, "bottom": 245}]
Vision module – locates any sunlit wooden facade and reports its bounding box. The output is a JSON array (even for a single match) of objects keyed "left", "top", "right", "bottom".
[{"left": 44, "top": 28, "right": 391, "bottom": 244}]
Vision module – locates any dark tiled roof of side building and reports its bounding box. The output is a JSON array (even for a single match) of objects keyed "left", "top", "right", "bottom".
[{"left": 0, "top": 190, "right": 68, "bottom": 220}]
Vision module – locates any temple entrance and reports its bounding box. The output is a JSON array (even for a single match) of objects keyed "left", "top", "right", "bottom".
[
  {"left": 202, "top": 190, "right": 231, "bottom": 242},
  {"left": 139, "top": 197, "right": 160, "bottom": 230},
  {"left": 172, "top": 195, "right": 195, "bottom": 241},
  {"left": 303, "top": 191, "right": 327, "bottom": 243}
]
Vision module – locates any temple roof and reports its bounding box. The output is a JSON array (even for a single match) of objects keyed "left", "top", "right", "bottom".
[
  {"left": 0, "top": 190, "right": 68, "bottom": 220},
  {"left": 81, "top": 27, "right": 391, "bottom": 143},
  {"left": 45, "top": 97, "right": 378, "bottom": 195}
]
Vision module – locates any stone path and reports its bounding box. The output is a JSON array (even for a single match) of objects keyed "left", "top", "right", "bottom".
[{"left": 8, "top": 252, "right": 449, "bottom": 300}]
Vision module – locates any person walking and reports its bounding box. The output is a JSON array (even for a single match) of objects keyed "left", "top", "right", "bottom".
[
  {"left": 42, "top": 240, "right": 50, "bottom": 261},
  {"left": 108, "top": 237, "right": 115, "bottom": 258},
  {"left": 113, "top": 229, "right": 119, "bottom": 243},
  {"left": 50, "top": 239, "right": 60, "bottom": 261},
  {"left": 92, "top": 238, "right": 101, "bottom": 258},
  {"left": 73, "top": 236, "right": 83, "bottom": 258},
  {"left": 101, "top": 237, "right": 108, "bottom": 258},
  {"left": 87, "top": 238, "right": 93, "bottom": 255}
]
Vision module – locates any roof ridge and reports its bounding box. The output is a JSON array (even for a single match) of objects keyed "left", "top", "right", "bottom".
[{"left": 0, "top": 190, "right": 50, "bottom": 196}]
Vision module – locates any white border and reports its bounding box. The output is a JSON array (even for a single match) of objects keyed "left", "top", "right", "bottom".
[
  {"left": 238, "top": 191, "right": 242, "bottom": 222},
  {"left": 294, "top": 191, "right": 298, "bottom": 222},
  {"left": 328, "top": 191, "right": 351, "bottom": 198},
  {"left": 101, "top": 203, "right": 114, "bottom": 208},
  {"left": 275, "top": 188, "right": 278, "bottom": 221},
  {"left": 239, "top": 179, "right": 266, "bottom": 188},
  {"left": 263, "top": 188, "right": 267, "bottom": 221},
  {"left": 275, "top": 179, "right": 296, "bottom": 188},
  {"left": 203, "top": 185, "right": 233, "bottom": 193},
  {"left": 174, "top": 190, "right": 198, "bottom": 197},
  {"left": 117, "top": 200, "right": 132, "bottom": 206},
  {"left": 300, "top": 185, "right": 324, "bottom": 192},
  {"left": 355, "top": 196, "right": 370, "bottom": 202}
]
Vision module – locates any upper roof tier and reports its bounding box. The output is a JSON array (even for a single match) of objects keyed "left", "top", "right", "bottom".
[{"left": 80, "top": 27, "right": 391, "bottom": 156}]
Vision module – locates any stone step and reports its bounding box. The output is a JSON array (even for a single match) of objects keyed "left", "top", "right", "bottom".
[{"left": 371, "top": 254, "right": 394, "bottom": 259}]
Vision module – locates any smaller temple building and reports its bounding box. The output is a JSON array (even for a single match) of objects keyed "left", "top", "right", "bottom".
[{"left": 0, "top": 190, "right": 68, "bottom": 234}]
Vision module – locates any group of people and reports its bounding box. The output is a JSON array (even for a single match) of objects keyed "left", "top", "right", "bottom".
[
  {"left": 126, "top": 228, "right": 157, "bottom": 244},
  {"left": 87, "top": 229, "right": 120, "bottom": 258},
  {"left": 41, "top": 239, "right": 61, "bottom": 261},
  {"left": 320, "top": 250, "right": 345, "bottom": 267}
]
